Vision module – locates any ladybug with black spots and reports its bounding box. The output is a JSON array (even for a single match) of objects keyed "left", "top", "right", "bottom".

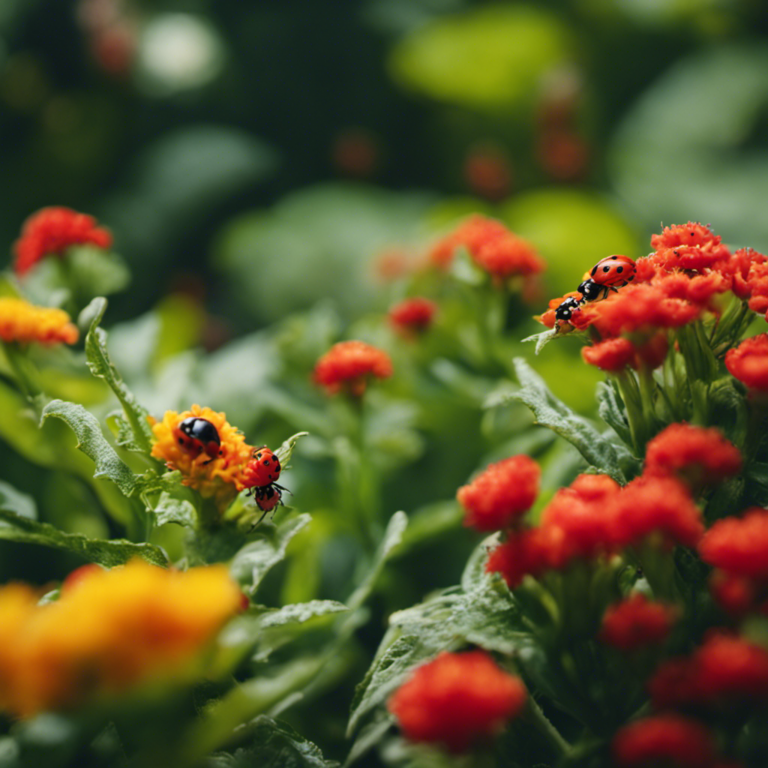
[
  {"left": 173, "top": 417, "right": 221, "bottom": 463},
  {"left": 578, "top": 255, "right": 636, "bottom": 303},
  {"left": 554, "top": 296, "right": 583, "bottom": 326},
  {"left": 243, "top": 447, "right": 282, "bottom": 488}
]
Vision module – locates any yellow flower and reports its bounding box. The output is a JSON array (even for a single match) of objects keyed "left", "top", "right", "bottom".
[
  {"left": 0, "top": 560, "right": 243, "bottom": 718},
  {"left": 150, "top": 404, "right": 252, "bottom": 509},
  {"left": 0, "top": 297, "right": 79, "bottom": 345}
]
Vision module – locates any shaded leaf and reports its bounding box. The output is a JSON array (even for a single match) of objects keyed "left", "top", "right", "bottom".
[
  {"left": 259, "top": 600, "right": 348, "bottom": 629},
  {"left": 274, "top": 432, "right": 310, "bottom": 468},
  {"left": 0, "top": 480, "right": 37, "bottom": 520},
  {"left": 521, "top": 328, "right": 558, "bottom": 355},
  {"left": 67, "top": 246, "right": 130, "bottom": 298},
  {"left": 150, "top": 491, "right": 197, "bottom": 528},
  {"left": 0, "top": 508, "right": 168, "bottom": 566}
]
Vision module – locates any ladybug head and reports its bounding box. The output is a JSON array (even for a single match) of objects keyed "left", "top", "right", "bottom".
[
  {"left": 555, "top": 297, "right": 581, "bottom": 322},
  {"left": 577, "top": 280, "right": 602, "bottom": 302}
]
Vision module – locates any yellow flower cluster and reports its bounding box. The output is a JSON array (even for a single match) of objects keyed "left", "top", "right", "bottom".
[
  {"left": 150, "top": 404, "right": 252, "bottom": 509},
  {"left": 0, "top": 297, "right": 79, "bottom": 346},
  {"left": 0, "top": 560, "right": 243, "bottom": 719}
]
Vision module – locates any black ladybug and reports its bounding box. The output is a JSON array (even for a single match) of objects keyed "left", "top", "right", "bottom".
[{"left": 174, "top": 417, "right": 222, "bottom": 462}]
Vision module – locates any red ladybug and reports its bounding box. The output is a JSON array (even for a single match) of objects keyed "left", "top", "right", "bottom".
[
  {"left": 249, "top": 483, "right": 289, "bottom": 528},
  {"left": 242, "top": 447, "right": 282, "bottom": 488},
  {"left": 173, "top": 417, "right": 221, "bottom": 462},
  {"left": 578, "top": 255, "right": 636, "bottom": 302}
]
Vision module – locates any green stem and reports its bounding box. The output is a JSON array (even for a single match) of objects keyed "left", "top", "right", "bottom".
[
  {"left": 524, "top": 694, "right": 572, "bottom": 759},
  {"left": 615, "top": 371, "right": 644, "bottom": 456}
]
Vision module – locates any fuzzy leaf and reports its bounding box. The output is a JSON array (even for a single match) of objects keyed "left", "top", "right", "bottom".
[
  {"left": 0, "top": 508, "right": 168, "bottom": 566},
  {"left": 343, "top": 712, "right": 394, "bottom": 767},
  {"left": 0, "top": 480, "right": 37, "bottom": 521},
  {"left": 67, "top": 246, "right": 131, "bottom": 298},
  {"left": 150, "top": 491, "right": 197, "bottom": 528},
  {"left": 521, "top": 328, "right": 559, "bottom": 354},
  {"left": 259, "top": 600, "right": 348, "bottom": 629},
  {"left": 231, "top": 514, "right": 311, "bottom": 595},
  {"left": 596, "top": 381, "right": 632, "bottom": 446},
  {"left": 81, "top": 298, "right": 154, "bottom": 454},
  {"left": 207, "top": 716, "right": 338, "bottom": 768},
  {"left": 505, "top": 358, "right": 626, "bottom": 482},
  {"left": 274, "top": 432, "right": 310, "bottom": 468},
  {"left": 40, "top": 400, "right": 139, "bottom": 496}
]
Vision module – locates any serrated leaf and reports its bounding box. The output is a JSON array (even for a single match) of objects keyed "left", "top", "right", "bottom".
[
  {"left": 596, "top": 381, "right": 632, "bottom": 446},
  {"left": 460, "top": 535, "right": 497, "bottom": 593},
  {"left": 259, "top": 600, "right": 348, "bottom": 629},
  {"left": 0, "top": 480, "right": 37, "bottom": 521},
  {"left": 0, "top": 508, "right": 168, "bottom": 566},
  {"left": 230, "top": 514, "right": 311, "bottom": 595},
  {"left": 80, "top": 298, "right": 154, "bottom": 454},
  {"left": 40, "top": 400, "right": 139, "bottom": 496},
  {"left": 274, "top": 432, "right": 309, "bottom": 468},
  {"left": 343, "top": 712, "right": 393, "bottom": 768},
  {"left": 347, "top": 511, "right": 408, "bottom": 611},
  {"left": 506, "top": 358, "right": 626, "bottom": 483},
  {"left": 521, "top": 328, "right": 558, "bottom": 354},
  {"left": 207, "top": 715, "right": 338, "bottom": 768},
  {"left": 151, "top": 491, "right": 197, "bottom": 528}
]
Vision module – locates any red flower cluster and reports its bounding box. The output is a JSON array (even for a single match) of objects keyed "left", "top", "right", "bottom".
[
  {"left": 649, "top": 222, "right": 730, "bottom": 272},
  {"left": 598, "top": 593, "right": 677, "bottom": 651},
  {"left": 14, "top": 207, "right": 113, "bottom": 275},
  {"left": 457, "top": 455, "right": 540, "bottom": 532},
  {"left": 427, "top": 214, "right": 544, "bottom": 285},
  {"left": 313, "top": 340, "right": 393, "bottom": 396},
  {"left": 699, "top": 508, "right": 768, "bottom": 616},
  {"left": 612, "top": 714, "right": 716, "bottom": 768},
  {"left": 581, "top": 333, "right": 668, "bottom": 373},
  {"left": 388, "top": 297, "right": 437, "bottom": 337},
  {"left": 649, "top": 632, "right": 768, "bottom": 709},
  {"left": 725, "top": 334, "right": 768, "bottom": 393},
  {"left": 388, "top": 651, "right": 527, "bottom": 752},
  {"left": 644, "top": 424, "right": 742, "bottom": 488},
  {"left": 486, "top": 472, "right": 703, "bottom": 589}
]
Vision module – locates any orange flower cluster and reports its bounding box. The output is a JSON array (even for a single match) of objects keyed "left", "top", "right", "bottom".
[
  {"left": 644, "top": 424, "right": 742, "bottom": 488},
  {"left": 313, "top": 340, "right": 393, "bottom": 396},
  {"left": 612, "top": 714, "right": 716, "bottom": 768},
  {"left": 725, "top": 334, "right": 768, "bottom": 392},
  {"left": 485, "top": 466, "right": 705, "bottom": 589},
  {"left": 457, "top": 455, "right": 540, "bottom": 532},
  {"left": 150, "top": 405, "right": 252, "bottom": 509},
  {"left": 0, "top": 297, "right": 79, "bottom": 346},
  {"left": 699, "top": 508, "right": 768, "bottom": 616},
  {"left": 539, "top": 222, "right": 768, "bottom": 375},
  {"left": 0, "top": 560, "right": 242, "bottom": 718},
  {"left": 427, "top": 214, "right": 544, "bottom": 285},
  {"left": 649, "top": 632, "right": 768, "bottom": 710},
  {"left": 388, "top": 297, "right": 437, "bottom": 337},
  {"left": 598, "top": 594, "right": 677, "bottom": 651},
  {"left": 13, "top": 206, "right": 113, "bottom": 275},
  {"left": 387, "top": 651, "right": 527, "bottom": 753}
]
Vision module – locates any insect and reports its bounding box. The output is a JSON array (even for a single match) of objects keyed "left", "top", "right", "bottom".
[
  {"left": 249, "top": 483, "right": 290, "bottom": 527},
  {"left": 577, "top": 255, "right": 636, "bottom": 303},
  {"left": 243, "top": 447, "right": 282, "bottom": 488},
  {"left": 173, "top": 417, "right": 221, "bottom": 463},
  {"left": 554, "top": 296, "right": 583, "bottom": 325}
]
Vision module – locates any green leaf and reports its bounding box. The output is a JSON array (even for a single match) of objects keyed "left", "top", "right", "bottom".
[
  {"left": 0, "top": 480, "right": 37, "bottom": 520},
  {"left": 206, "top": 716, "right": 338, "bottom": 768},
  {"left": 343, "top": 712, "right": 393, "bottom": 768},
  {"left": 150, "top": 491, "right": 197, "bottom": 528},
  {"left": 596, "top": 381, "right": 632, "bottom": 447},
  {"left": 67, "top": 246, "right": 131, "bottom": 298},
  {"left": 0, "top": 508, "right": 168, "bottom": 566},
  {"left": 274, "top": 432, "right": 309, "bottom": 468},
  {"left": 230, "top": 514, "right": 311, "bottom": 595},
  {"left": 81, "top": 298, "right": 154, "bottom": 454},
  {"left": 40, "top": 400, "right": 139, "bottom": 496},
  {"left": 259, "top": 600, "right": 348, "bottom": 629},
  {"left": 521, "top": 328, "right": 558, "bottom": 355},
  {"left": 347, "top": 511, "right": 407, "bottom": 610},
  {"left": 504, "top": 358, "right": 627, "bottom": 483}
]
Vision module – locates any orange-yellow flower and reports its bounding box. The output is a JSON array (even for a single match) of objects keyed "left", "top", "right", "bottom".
[
  {"left": 0, "top": 297, "right": 78, "bottom": 346},
  {"left": 0, "top": 560, "right": 242, "bottom": 718},
  {"left": 150, "top": 405, "right": 252, "bottom": 508}
]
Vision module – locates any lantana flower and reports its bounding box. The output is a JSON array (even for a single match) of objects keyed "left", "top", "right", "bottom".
[
  {"left": 13, "top": 206, "right": 113, "bottom": 275},
  {"left": 388, "top": 297, "right": 437, "bottom": 337},
  {"left": 150, "top": 405, "right": 252, "bottom": 509},
  {"left": 313, "top": 340, "right": 393, "bottom": 396},
  {"left": 598, "top": 593, "right": 677, "bottom": 651},
  {"left": 725, "top": 334, "right": 768, "bottom": 392},
  {"left": 0, "top": 560, "right": 242, "bottom": 718},
  {"left": 0, "top": 297, "right": 79, "bottom": 346},
  {"left": 388, "top": 651, "right": 527, "bottom": 753}
]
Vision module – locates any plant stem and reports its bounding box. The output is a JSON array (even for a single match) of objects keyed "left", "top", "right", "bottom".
[{"left": 525, "top": 695, "right": 572, "bottom": 758}]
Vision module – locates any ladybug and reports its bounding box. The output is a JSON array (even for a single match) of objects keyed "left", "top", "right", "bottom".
[
  {"left": 554, "top": 296, "right": 583, "bottom": 325},
  {"left": 249, "top": 483, "right": 290, "bottom": 528},
  {"left": 173, "top": 417, "right": 221, "bottom": 463},
  {"left": 578, "top": 255, "right": 636, "bottom": 303},
  {"left": 243, "top": 447, "right": 282, "bottom": 488}
]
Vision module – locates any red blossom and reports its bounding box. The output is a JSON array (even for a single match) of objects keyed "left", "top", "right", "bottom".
[
  {"left": 388, "top": 297, "right": 437, "bottom": 336},
  {"left": 313, "top": 340, "right": 393, "bottom": 396},
  {"left": 486, "top": 527, "right": 557, "bottom": 588},
  {"left": 609, "top": 475, "right": 704, "bottom": 550},
  {"left": 612, "top": 714, "right": 716, "bottom": 768},
  {"left": 388, "top": 651, "right": 527, "bottom": 752},
  {"left": 644, "top": 424, "right": 742, "bottom": 487},
  {"left": 725, "top": 334, "right": 768, "bottom": 392},
  {"left": 598, "top": 593, "right": 676, "bottom": 651},
  {"left": 649, "top": 222, "right": 730, "bottom": 272},
  {"left": 14, "top": 207, "right": 113, "bottom": 275},
  {"left": 471, "top": 233, "right": 545, "bottom": 282},
  {"left": 699, "top": 508, "right": 768, "bottom": 579},
  {"left": 568, "top": 473, "right": 621, "bottom": 502},
  {"left": 458, "top": 456, "right": 540, "bottom": 532},
  {"left": 709, "top": 570, "right": 756, "bottom": 618},
  {"left": 427, "top": 215, "right": 509, "bottom": 270},
  {"left": 582, "top": 337, "right": 636, "bottom": 372}
]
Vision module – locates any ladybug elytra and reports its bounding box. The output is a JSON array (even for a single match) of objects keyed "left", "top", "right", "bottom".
[
  {"left": 243, "top": 447, "right": 282, "bottom": 488},
  {"left": 173, "top": 417, "right": 222, "bottom": 462},
  {"left": 578, "top": 255, "right": 636, "bottom": 303}
]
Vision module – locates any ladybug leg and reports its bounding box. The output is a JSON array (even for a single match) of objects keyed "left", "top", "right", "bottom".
[{"left": 248, "top": 508, "right": 270, "bottom": 531}]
